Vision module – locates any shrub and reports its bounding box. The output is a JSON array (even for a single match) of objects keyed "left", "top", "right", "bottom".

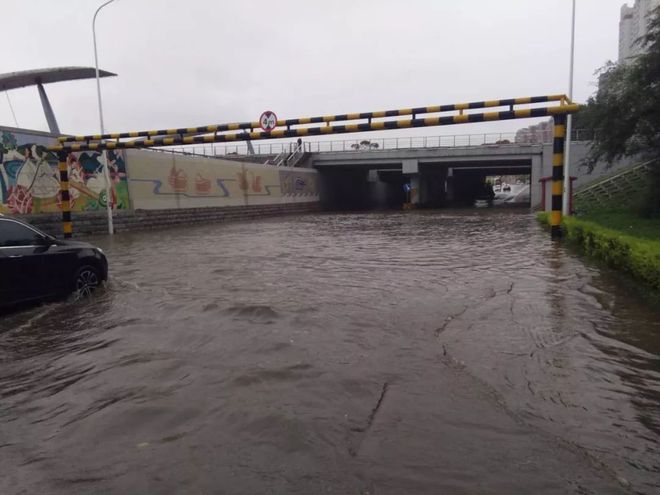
[
  {"left": 562, "top": 216, "right": 660, "bottom": 291},
  {"left": 536, "top": 212, "right": 549, "bottom": 225}
]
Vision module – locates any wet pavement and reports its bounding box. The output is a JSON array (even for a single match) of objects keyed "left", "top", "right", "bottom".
[{"left": 1, "top": 210, "right": 658, "bottom": 494}]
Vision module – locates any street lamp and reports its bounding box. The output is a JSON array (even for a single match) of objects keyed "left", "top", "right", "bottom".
[
  {"left": 563, "top": 0, "right": 576, "bottom": 216},
  {"left": 93, "top": 0, "right": 116, "bottom": 235}
]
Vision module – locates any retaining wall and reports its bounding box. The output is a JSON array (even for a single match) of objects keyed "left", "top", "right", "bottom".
[
  {"left": 2, "top": 126, "right": 321, "bottom": 236},
  {"left": 21, "top": 202, "right": 321, "bottom": 237},
  {"left": 125, "top": 149, "right": 319, "bottom": 210}
]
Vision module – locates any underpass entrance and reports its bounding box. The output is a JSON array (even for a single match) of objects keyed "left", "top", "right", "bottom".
[
  {"left": 317, "top": 160, "right": 533, "bottom": 211},
  {"left": 318, "top": 164, "right": 406, "bottom": 211},
  {"left": 446, "top": 162, "right": 532, "bottom": 208},
  {"left": 52, "top": 94, "right": 576, "bottom": 238}
]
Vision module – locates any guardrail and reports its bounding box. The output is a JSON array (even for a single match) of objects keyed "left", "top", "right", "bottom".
[{"left": 158, "top": 129, "right": 594, "bottom": 158}]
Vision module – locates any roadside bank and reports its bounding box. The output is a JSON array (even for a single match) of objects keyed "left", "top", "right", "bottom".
[{"left": 537, "top": 211, "right": 660, "bottom": 292}]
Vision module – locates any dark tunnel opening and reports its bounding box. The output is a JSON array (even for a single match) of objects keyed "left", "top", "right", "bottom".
[
  {"left": 317, "top": 162, "right": 532, "bottom": 211},
  {"left": 319, "top": 167, "right": 406, "bottom": 211},
  {"left": 448, "top": 166, "right": 531, "bottom": 208}
]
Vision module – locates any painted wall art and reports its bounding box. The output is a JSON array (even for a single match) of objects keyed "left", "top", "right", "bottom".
[{"left": 0, "top": 129, "right": 129, "bottom": 215}]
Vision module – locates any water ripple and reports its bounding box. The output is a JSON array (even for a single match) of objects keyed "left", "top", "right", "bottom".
[{"left": 0, "top": 210, "right": 657, "bottom": 494}]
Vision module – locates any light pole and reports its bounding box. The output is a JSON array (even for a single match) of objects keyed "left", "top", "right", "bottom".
[
  {"left": 563, "top": 0, "right": 576, "bottom": 216},
  {"left": 93, "top": 0, "right": 116, "bottom": 234}
]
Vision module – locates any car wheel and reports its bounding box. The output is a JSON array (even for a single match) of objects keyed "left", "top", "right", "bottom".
[{"left": 74, "top": 265, "right": 101, "bottom": 299}]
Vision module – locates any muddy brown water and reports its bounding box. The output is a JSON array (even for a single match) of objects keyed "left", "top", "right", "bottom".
[{"left": 1, "top": 210, "right": 658, "bottom": 494}]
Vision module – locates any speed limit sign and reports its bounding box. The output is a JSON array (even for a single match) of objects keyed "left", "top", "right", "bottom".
[{"left": 259, "top": 110, "right": 278, "bottom": 132}]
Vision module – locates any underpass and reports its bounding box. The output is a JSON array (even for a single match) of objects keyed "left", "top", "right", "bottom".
[
  {"left": 310, "top": 143, "right": 545, "bottom": 210},
  {"left": 2, "top": 93, "right": 659, "bottom": 495}
]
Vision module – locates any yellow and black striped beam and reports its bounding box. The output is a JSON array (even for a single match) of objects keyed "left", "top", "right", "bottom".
[
  {"left": 57, "top": 94, "right": 569, "bottom": 143},
  {"left": 551, "top": 115, "right": 567, "bottom": 239},
  {"left": 50, "top": 103, "right": 579, "bottom": 153},
  {"left": 57, "top": 150, "right": 73, "bottom": 238}
]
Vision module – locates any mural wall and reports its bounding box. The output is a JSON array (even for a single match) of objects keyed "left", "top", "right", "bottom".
[
  {"left": 125, "top": 149, "right": 319, "bottom": 210},
  {"left": 1, "top": 126, "right": 319, "bottom": 215},
  {"left": 0, "top": 127, "right": 129, "bottom": 215}
]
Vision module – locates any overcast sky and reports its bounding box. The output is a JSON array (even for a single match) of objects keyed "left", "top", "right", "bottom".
[{"left": 2, "top": 0, "right": 627, "bottom": 144}]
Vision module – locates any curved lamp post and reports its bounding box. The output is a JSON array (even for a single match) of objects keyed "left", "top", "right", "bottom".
[{"left": 93, "top": 0, "right": 116, "bottom": 234}]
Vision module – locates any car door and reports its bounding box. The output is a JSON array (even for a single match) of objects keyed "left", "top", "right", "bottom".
[
  {"left": 44, "top": 241, "right": 81, "bottom": 295},
  {"left": 0, "top": 247, "right": 18, "bottom": 306},
  {"left": 0, "top": 218, "right": 53, "bottom": 303}
]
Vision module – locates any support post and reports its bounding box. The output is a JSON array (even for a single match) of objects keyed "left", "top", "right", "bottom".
[
  {"left": 539, "top": 176, "right": 550, "bottom": 212},
  {"left": 410, "top": 175, "right": 420, "bottom": 206},
  {"left": 57, "top": 150, "right": 73, "bottom": 238},
  {"left": 37, "top": 82, "right": 61, "bottom": 135},
  {"left": 551, "top": 115, "right": 566, "bottom": 238}
]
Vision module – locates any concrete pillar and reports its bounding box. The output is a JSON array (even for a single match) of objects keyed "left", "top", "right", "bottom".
[
  {"left": 446, "top": 167, "right": 454, "bottom": 203},
  {"left": 368, "top": 169, "right": 387, "bottom": 208},
  {"left": 530, "top": 155, "right": 543, "bottom": 209},
  {"left": 410, "top": 175, "right": 421, "bottom": 205},
  {"left": 402, "top": 159, "right": 420, "bottom": 206}
]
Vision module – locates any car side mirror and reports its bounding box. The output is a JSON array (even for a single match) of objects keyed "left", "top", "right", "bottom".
[{"left": 38, "top": 235, "right": 55, "bottom": 246}]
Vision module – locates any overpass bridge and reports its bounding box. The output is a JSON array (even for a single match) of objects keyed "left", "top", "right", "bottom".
[
  {"left": 304, "top": 140, "right": 598, "bottom": 211},
  {"left": 162, "top": 131, "right": 604, "bottom": 212},
  {"left": 146, "top": 130, "right": 631, "bottom": 214},
  {"left": 187, "top": 134, "right": 604, "bottom": 212},
  {"left": 308, "top": 142, "right": 547, "bottom": 210}
]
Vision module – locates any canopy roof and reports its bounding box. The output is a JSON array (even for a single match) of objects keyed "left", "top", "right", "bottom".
[{"left": 0, "top": 66, "right": 116, "bottom": 91}]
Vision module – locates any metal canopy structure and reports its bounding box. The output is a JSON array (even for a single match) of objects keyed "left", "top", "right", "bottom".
[
  {"left": 0, "top": 67, "right": 116, "bottom": 91},
  {"left": 0, "top": 66, "right": 116, "bottom": 134},
  {"left": 51, "top": 94, "right": 578, "bottom": 239}
]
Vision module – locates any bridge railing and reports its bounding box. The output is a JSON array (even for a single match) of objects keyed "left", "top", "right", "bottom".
[{"left": 159, "top": 129, "right": 594, "bottom": 158}]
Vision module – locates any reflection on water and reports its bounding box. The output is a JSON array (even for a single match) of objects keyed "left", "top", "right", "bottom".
[{"left": 1, "top": 210, "right": 658, "bottom": 494}]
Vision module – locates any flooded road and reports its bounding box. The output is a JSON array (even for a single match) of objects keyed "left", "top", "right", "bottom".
[{"left": 1, "top": 210, "right": 659, "bottom": 494}]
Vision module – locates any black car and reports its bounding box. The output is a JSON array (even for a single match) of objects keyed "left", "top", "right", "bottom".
[{"left": 0, "top": 215, "right": 108, "bottom": 308}]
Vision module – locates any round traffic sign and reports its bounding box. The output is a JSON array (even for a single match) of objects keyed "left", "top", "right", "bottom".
[{"left": 259, "top": 110, "right": 278, "bottom": 132}]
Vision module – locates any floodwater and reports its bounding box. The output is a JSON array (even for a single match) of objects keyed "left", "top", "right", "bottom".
[{"left": 1, "top": 211, "right": 659, "bottom": 495}]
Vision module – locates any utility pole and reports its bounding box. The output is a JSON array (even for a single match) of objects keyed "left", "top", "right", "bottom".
[
  {"left": 563, "top": 0, "right": 576, "bottom": 216},
  {"left": 93, "top": 0, "right": 116, "bottom": 234}
]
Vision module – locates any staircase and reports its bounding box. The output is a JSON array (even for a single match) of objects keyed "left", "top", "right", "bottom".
[
  {"left": 284, "top": 143, "right": 310, "bottom": 167},
  {"left": 264, "top": 143, "right": 310, "bottom": 167},
  {"left": 574, "top": 159, "right": 656, "bottom": 211},
  {"left": 264, "top": 150, "right": 289, "bottom": 166}
]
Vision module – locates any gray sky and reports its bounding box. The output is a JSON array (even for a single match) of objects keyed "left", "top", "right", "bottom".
[{"left": 2, "top": 0, "right": 626, "bottom": 143}]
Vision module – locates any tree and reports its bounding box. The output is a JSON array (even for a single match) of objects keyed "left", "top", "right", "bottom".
[
  {"left": 350, "top": 140, "right": 380, "bottom": 150},
  {"left": 580, "top": 6, "right": 660, "bottom": 216}
]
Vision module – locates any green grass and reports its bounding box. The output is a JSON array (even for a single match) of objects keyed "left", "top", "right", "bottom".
[
  {"left": 536, "top": 211, "right": 549, "bottom": 225},
  {"left": 576, "top": 209, "right": 660, "bottom": 241},
  {"left": 536, "top": 209, "right": 660, "bottom": 291}
]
